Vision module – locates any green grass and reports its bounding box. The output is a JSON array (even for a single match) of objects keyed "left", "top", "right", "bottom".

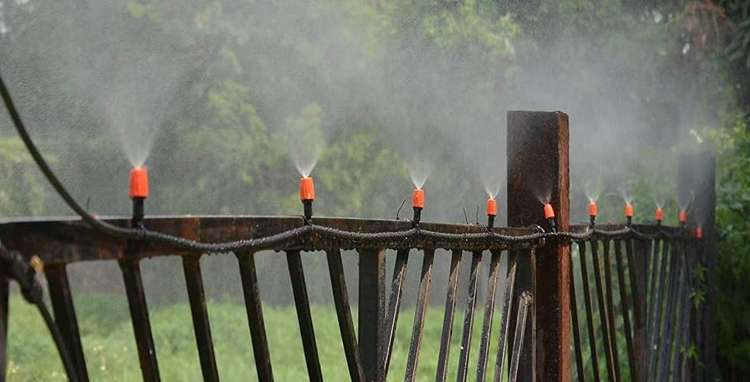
[{"left": 6, "top": 294, "right": 510, "bottom": 381}]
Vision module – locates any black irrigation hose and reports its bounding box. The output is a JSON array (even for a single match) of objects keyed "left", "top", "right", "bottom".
[
  {"left": 37, "top": 300, "right": 81, "bottom": 382},
  {"left": 0, "top": 243, "right": 80, "bottom": 382}
]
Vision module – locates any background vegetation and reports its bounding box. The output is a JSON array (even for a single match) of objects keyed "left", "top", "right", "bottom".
[{"left": 0, "top": 0, "right": 749, "bottom": 380}]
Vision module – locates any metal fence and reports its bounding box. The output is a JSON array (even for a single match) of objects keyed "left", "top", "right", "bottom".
[{"left": 0, "top": 111, "right": 716, "bottom": 381}]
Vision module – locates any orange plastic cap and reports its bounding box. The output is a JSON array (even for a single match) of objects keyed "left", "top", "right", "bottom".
[
  {"left": 412, "top": 188, "right": 425, "bottom": 209},
  {"left": 678, "top": 210, "right": 688, "bottom": 224},
  {"left": 544, "top": 203, "right": 555, "bottom": 219},
  {"left": 129, "top": 167, "right": 149, "bottom": 199},
  {"left": 588, "top": 201, "right": 598, "bottom": 217},
  {"left": 487, "top": 197, "right": 497, "bottom": 217},
  {"left": 655, "top": 207, "right": 664, "bottom": 222},
  {"left": 624, "top": 202, "right": 634, "bottom": 218},
  {"left": 299, "top": 176, "right": 315, "bottom": 201},
  {"left": 695, "top": 227, "right": 704, "bottom": 239}
]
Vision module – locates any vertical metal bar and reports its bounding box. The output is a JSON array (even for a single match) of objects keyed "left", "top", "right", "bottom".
[
  {"left": 590, "top": 240, "right": 616, "bottom": 382},
  {"left": 568, "top": 248, "right": 585, "bottom": 382},
  {"left": 670, "top": 252, "right": 690, "bottom": 382},
  {"left": 403, "top": 249, "right": 435, "bottom": 382},
  {"left": 380, "top": 249, "right": 409, "bottom": 382},
  {"left": 656, "top": 242, "right": 682, "bottom": 382},
  {"left": 646, "top": 240, "right": 661, "bottom": 317},
  {"left": 614, "top": 241, "right": 635, "bottom": 380},
  {"left": 456, "top": 251, "right": 483, "bottom": 382},
  {"left": 435, "top": 250, "right": 462, "bottom": 382},
  {"left": 646, "top": 240, "right": 666, "bottom": 378},
  {"left": 492, "top": 260, "right": 517, "bottom": 382},
  {"left": 577, "top": 242, "right": 601, "bottom": 382},
  {"left": 236, "top": 252, "right": 274, "bottom": 382},
  {"left": 0, "top": 276, "right": 8, "bottom": 379},
  {"left": 628, "top": 238, "right": 648, "bottom": 382},
  {"left": 476, "top": 251, "right": 502, "bottom": 382},
  {"left": 182, "top": 256, "right": 220, "bottom": 382},
  {"left": 326, "top": 249, "right": 365, "bottom": 382},
  {"left": 648, "top": 241, "right": 672, "bottom": 380},
  {"left": 601, "top": 240, "right": 621, "bottom": 381},
  {"left": 359, "top": 248, "right": 386, "bottom": 382},
  {"left": 507, "top": 110, "right": 571, "bottom": 382},
  {"left": 119, "top": 258, "right": 160, "bottom": 382},
  {"left": 509, "top": 293, "right": 532, "bottom": 382},
  {"left": 286, "top": 250, "right": 323, "bottom": 382},
  {"left": 46, "top": 263, "right": 89, "bottom": 382}
]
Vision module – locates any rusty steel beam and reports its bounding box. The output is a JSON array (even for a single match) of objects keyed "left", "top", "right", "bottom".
[{"left": 507, "top": 110, "right": 570, "bottom": 382}]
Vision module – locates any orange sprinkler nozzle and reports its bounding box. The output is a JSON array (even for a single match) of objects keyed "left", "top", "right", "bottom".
[
  {"left": 129, "top": 167, "right": 149, "bottom": 199},
  {"left": 544, "top": 203, "right": 555, "bottom": 220},
  {"left": 588, "top": 201, "right": 598, "bottom": 218},
  {"left": 678, "top": 210, "right": 688, "bottom": 224},
  {"left": 655, "top": 207, "right": 664, "bottom": 222},
  {"left": 412, "top": 188, "right": 425, "bottom": 209},
  {"left": 299, "top": 176, "right": 315, "bottom": 202},
  {"left": 695, "top": 227, "right": 704, "bottom": 239},
  {"left": 487, "top": 197, "right": 497, "bottom": 217},
  {"left": 624, "top": 202, "right": 634, "bottom": 218}
]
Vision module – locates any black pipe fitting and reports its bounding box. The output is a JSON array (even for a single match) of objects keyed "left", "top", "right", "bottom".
[
  {"left": 131, "top": 197, "right": 145, "bottom": 228},
  {"left": 303, "top": 200, "right": 313, "bottom": 224},
  {"left": 412, "top": 207, "right": 422, "bottom": 227}
]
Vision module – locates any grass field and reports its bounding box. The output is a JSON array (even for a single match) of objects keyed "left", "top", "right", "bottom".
[{"left": 6, "top": 294, "right": 511, "bottom": 381}]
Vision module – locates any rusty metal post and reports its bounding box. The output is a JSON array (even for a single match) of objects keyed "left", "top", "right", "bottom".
[
  {"left": 507, "top": 111, "right": 570, "bottom": 382},
  {"left": 359, "top": 248, "right": 385, "bottom": 381},
  {"left": 678, "top": 151, "right": 716, "bottom": 381}
]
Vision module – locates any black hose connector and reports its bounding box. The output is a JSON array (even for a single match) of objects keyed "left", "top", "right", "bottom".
[
  {"left": 132, "top": 197, "right": 145, "bottom": 228},
  {"left": 412, "top": 207, "right": 422, "bottom": 227},
  {"left": 303, "top": 200, "right": 313, "bottom": 224},
  {"left": 487, "top": 215, "right": 495, "bottom": 230},
  {"left": 0, "top": 243, "right": 42, "bottom": 304},
  {"left": 547, "top": 217, "right": 557, "bottom": 233}
]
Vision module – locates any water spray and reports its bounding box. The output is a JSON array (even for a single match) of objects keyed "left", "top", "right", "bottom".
[
  {"left": 412, "top": 188, "right": 424, "bottom": 226},
  {"left": 588, "top": 200, "right": 598, "bottom": 226},
  {"left": 655, "top": 207, "right": 664, "bottom": 226},
  {"left": 543, "top": 203, "right": 556, "bottom": 232},
  {"left": 299, "top": 176, "right": 315, "bottom": 223},
  {"left": 624, "top": 202, "right": 634, "bottom": 226},
  {"left": 486, "top": 197, "right": 497, "bottom": 229},
  {"left": 678, "top": 210, "right": 688, "bottom": 227},
  {"left": 129, "top": 167, "right": 149, "bottom": 227}
]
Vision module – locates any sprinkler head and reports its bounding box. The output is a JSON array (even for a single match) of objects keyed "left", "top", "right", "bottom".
[
  {"left": 412, "top": 188, "right": 424, "bottom": 225},
  {"left": 543, "top": 203, "right": 555, "bottom": 220},
  {"left": 624, "top": 202, "right": 634, "bottom": 218},
  {"left": 624, "top": 202, "right": 634, "bottom": 225},
  {"left": 486, "top": 197, "right": 497, "bottom": 229},
  {"left": 299, "top": 176, "right": 315, "bottom": 202},
  {"left": 588, "top": 201, "right": 598, "bottom": 218},
  {"left": 695, "top": 226, "right": 704, "bottom": 239},
  {"left": 129, "top": 167, "right": 148, "bottom": 227},
  {"left": 129, "top": 167, "right": 149, "bottom": 200},
  {"left": 543, "top": 203, "right": 556, "bottom": 232},
  {"left": 678, "top": 210, "right": 688, "bottom": 225},
  {"left": 655, "top": 207, "right": 664, "bottom": 223},
  {"left": 299, "top": 176, "right": 315, "bottom": 222}
]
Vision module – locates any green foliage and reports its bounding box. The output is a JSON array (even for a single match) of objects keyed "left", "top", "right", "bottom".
[
  {"left": 6, "top": 293, "right": 509, "bottom": 381},
  {"left": 705, "top": 119, "right": 750, "bottom": 374}
]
